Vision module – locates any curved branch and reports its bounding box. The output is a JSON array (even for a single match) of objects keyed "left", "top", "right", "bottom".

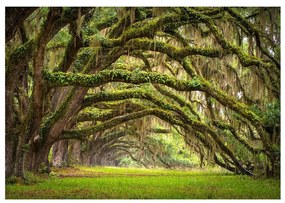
[
  {"left": 153, "top": 84, "right": 201, "bottom": 121},
  {"left": 212, "top": 120, "right": 264, "bottom": 154},
  {"left": 77, "top": 109, "right": 118, "bottom": 122},
  {"left": 185, "top": 8, "right": 279, "bottom": 78},
  {"left": 43, "top": 69, "right": 203, "bottom": 91},
  {"left": 61, "top": 109, "right": 156, "bottom": 140},
  {"left": 224, "top": 8, "right": 280, "bottom": 68},
  {"left": 125, "top": 38, "right": 223, "bottom": 60},
  {"left": 6, "top": 7, "right": 38, "bottom": 43},
  {"left": 44, "top": 69, "right": 262, "bottom": 129}
]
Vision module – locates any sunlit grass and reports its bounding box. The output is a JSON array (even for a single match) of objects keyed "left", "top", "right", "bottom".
[
  {"left": 78, "top": 165, "right": 229, "bottom": 175},
  {"left": 6, "top": 166, "right": 280, "bottom": 199}
]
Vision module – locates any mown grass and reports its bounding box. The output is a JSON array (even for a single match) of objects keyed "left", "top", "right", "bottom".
[{"left": 6, "top": 166, "right": 280, "bottom": 199}]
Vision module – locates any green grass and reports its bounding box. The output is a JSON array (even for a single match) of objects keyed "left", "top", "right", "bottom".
[{"left": 6, "top": 166, "right": 280, "bottom": 199}]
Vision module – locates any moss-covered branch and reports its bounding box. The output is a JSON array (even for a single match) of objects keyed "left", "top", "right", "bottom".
[
  {"left": 61, "top": 109, "right": 156, "bottom": 139},
  {"left": 224, "top": 8, "right": 280, "bottom": 68},
  {"left": 87, "top": 12, "right": 204, "bottom": 48},
  {"left": 83, "top": 89, "right": 167, "bottom": 109},
  {"left": 212, "top": 120, "right": 264, "bottom": 153},
  {"left": 82, "top": 89, "right": 254, "bottom": 175},
  {"left": 44, "top": 69, "right": 262, "bottom": 129},
  {"left": 44, "top": 69, "right": 263, "bottom": 133},
  {"left": 43, "top": 69, "right": 204, "bottom": 91},
  {"left": 125, "top": 38, "right": 223, "bottom": 60},
  {"left": 77, "top": 109, "right": 118, "bottom": 122},
  {"left": 186, "top": 8, "right": 278, "bottom": 73},
  {"left": 100, "top": 131, "right": 126, "bottom": 144},
  {"left": 153, "top": 84, "right": 201, "bottom": 120}
]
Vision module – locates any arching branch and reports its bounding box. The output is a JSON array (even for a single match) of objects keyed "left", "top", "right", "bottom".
[
  {"left": 6, "top": 7, "right": 38, "bottom": 43},
  {"left": 44, "top": 69, "right": 263, "bottom": 129}
]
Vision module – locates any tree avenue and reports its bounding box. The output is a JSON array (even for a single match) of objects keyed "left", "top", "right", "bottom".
[{"left": 5, "top": 7, "right": 280, "bottom": 179}]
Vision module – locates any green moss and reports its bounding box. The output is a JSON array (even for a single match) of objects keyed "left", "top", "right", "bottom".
[
  {"left": 95, "top": 16, "right": 118, "bottom": 31},
  {"left": 127, "top": 39, "right": 222, "bottom": 62},
  {"left": 77, "top": 108, "right": 115, "bottom": 122},
  {"left": 200, "top": 76, "right": 262, "bottom": 127},
  {"left": 43, "top": 69, "right": 202, "bottom": 92},
  {"left": 9, "top": 39, "right": 36, "bottom": 65},
  {"left": 40, "top": 89, "right": 75, "bottom": 139},
  {"left": 177, "top": 47, "right": 222, "bottom": 59},
  {"left": 63, "top": 108, "right": 157, "bottom": 139},
  {"left": 189, "top": 76, "right": 202, "bottom": 88}
]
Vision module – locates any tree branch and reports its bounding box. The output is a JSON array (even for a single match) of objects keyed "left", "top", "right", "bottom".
[{"left": 61, "top": 109, "right": 156, "bottom": 140}]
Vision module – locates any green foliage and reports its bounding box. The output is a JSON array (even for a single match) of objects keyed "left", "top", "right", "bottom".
[
  {"left": 262, "top": 100, "right": 280, "bottom": 127},
  {"left": 146, "top": 128, "right": 199, "bottom": 168},
  {"left": 118, "top": 157, "right": 144, "bottom": 168},
  {"left": 6, "top": 176, "right": 21, "bottom": 185},
  {"left": 249, "top": 104, "right": 262, "bottom": 117},
  {"left": 190, "top": 76, "right": 201, "bottom": 88},
  {"left": 6, "top": 172, "right": 48, "bottom": 185},
  {"left": 23, "top": 172, "right": 45, "bottom": 185},
  {"left": 38, "top": 163, "right": 49, "bottom": 174},
  {"left": 49, "top": 171, "right": 59, "bottom": 179},
  {"left": 46, "top": 27, "right": 71, "bottom": 50},
  {"left": 8, "top": 39, "right": 36, "bottom": 65}
]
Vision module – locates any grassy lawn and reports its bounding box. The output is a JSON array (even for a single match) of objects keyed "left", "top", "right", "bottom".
[{"left": 6, "top": 166, "right": 280, "bottom": 199}]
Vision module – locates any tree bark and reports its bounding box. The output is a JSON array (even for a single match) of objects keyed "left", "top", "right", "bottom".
[
  {"left": 68, "top": 140, "right": 82, "bottom": 165},
  {"left": 29, "top": 141, "right": 52, "bottom": 173},
  {"left": 5, "top": 137, "right": 18, "bottom": 178},
  {"left": 52, "top": 140, "right": 69, "bottom": 167},
  {"left": 5, "top": 7, "right": 37, "bottom": 43}
]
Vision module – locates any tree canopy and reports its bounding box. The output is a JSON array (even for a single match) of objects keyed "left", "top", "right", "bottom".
[{"left": 5, "top": 7, "right": 280, "bottom": 178}]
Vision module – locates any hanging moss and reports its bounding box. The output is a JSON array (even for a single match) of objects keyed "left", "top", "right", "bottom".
[
  {"left": 126, "top": 38, "right": 223, "bottom": 61},
  {"left": 61, "top": 108, "right": 157, "bottom": 139},
  {"left": 44, "top": 68, "right": 263, "bottom": 129},
  {"left": 199, "top": 77, "right": 262, "bottom": 125},
  {"left": 212, "top": 120, "right": 263, "bottom": 153}
]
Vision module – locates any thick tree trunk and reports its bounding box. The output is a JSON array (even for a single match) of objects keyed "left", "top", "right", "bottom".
[
  {"left": 30, "top": 142, "right": 52, "bottom": 173},
  {"left": 5, "top": 137, "right": 18, "bottom": 178},
  {"left": 14, "top": 137, "right": 26, "bottom": 177},
  {"left": 69, "top": 140, "right": 82, "bottom": 165},
  {"left": 94, "top": 152, "right": 103, "bottom": 166},
  {"left": 52, "top": 140, "right": 69, "bottom": 167},
  {"left": 5, "top": 70, "right": 19, "bottom": 178}
]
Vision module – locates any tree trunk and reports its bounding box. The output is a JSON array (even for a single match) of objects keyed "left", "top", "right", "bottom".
[
  {"left": 30, "top": 142, "right": 52, "bottom": 173},
  {"left": 69, "top": 140, "right": 82, "bottom": 165},
  {"left": 14, "top": 137, "right": 26, "bottom": 177},
  {"left": 52, "top": 140, "right": 69, "bottom": 167},
  {"left": 5, "top": 136, "right": 18, "bottom": 178},
  {"left": 94, "top": 152, "right": 103, "bottom": 166}
]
